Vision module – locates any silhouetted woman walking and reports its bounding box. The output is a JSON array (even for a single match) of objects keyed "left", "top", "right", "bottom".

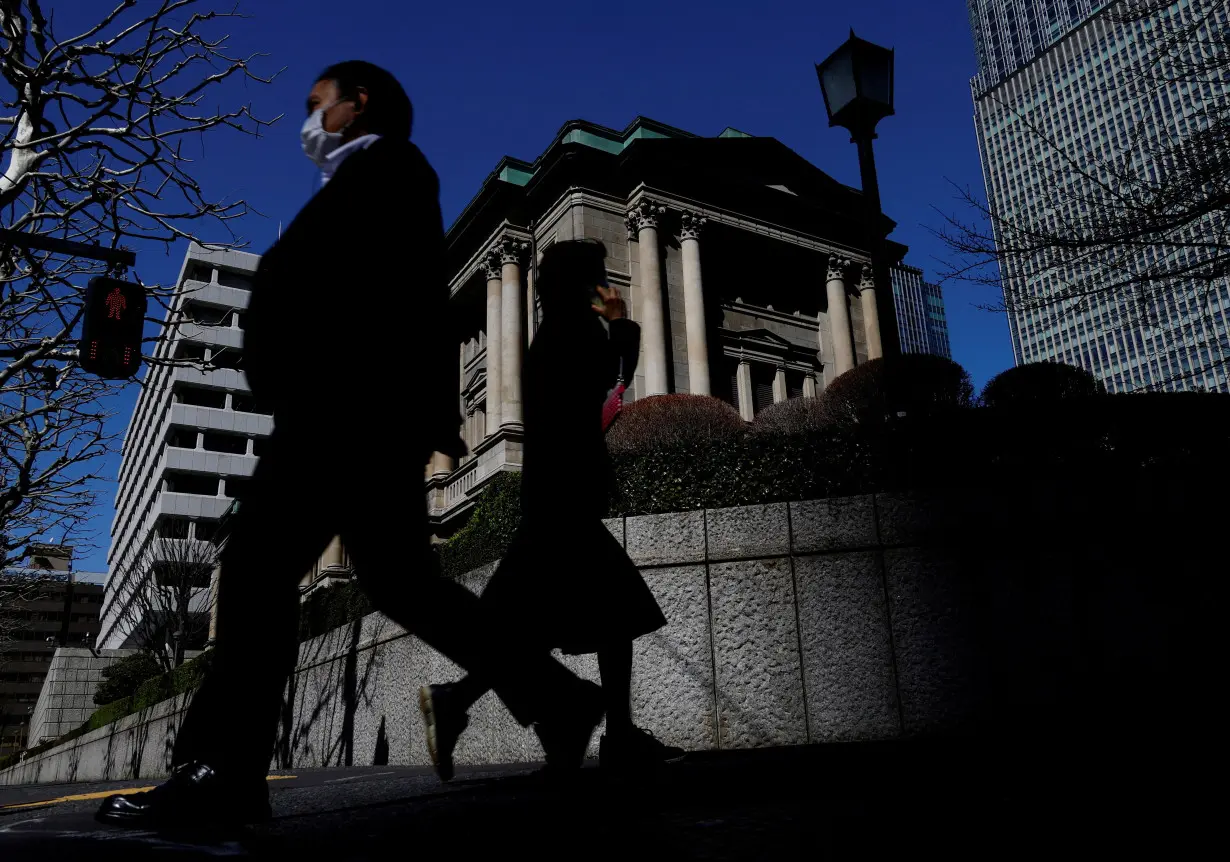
[{"left": 419, "top": 239, "right": 684, "bottom": 779}]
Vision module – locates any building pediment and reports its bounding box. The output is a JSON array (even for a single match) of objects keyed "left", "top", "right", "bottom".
[
  {"left": 732, "top": 328, "right": 794, "bottom": 349},
  {"left": 721, "top": 328, "right": 818, "bottom": 369}
]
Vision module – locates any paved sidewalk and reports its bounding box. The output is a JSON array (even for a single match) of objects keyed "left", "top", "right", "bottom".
[{"left": 0, "top": 739, "right": 1194, "bottom": 860}]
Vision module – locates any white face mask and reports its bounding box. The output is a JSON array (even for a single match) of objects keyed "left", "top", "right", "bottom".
[{"left": 300, "top": 100, "right": 350, "bottom": 168}]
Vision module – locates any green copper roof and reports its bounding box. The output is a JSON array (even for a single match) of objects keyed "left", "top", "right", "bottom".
[
  {"left": 497, "top": 117, "right": 708, "bottom": 187},
  {"left": 453, "top": 117, "right": 746, "bottom": 230},
  {"left": 497, "top": 163, "right": 534, "bottom": 186}
]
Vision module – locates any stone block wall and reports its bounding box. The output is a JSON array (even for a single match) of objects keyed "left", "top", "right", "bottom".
[
  {"left": 27, "top": 649, "right": 138, "bottom": 745},
  {"left": 3, "top": 480, "right": 1207, "bottom": 786}
]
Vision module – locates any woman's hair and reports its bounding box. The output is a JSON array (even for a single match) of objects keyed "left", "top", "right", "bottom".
[
  {"left": 317, "top": 60, "right": 413, "bottom": 140},
  {"left": 536, "top": 239, "right": 608, "bottom": 309}
]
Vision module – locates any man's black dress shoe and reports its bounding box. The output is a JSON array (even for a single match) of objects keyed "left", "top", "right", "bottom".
[{"left": 95, "top": 761, "right": 271, "bottom": 829}]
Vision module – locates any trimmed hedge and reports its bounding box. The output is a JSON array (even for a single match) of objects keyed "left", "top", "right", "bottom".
[
  {"left": 751, "top": 395, "right": 825, "bottom": 435},
  {"left": 606, "top": 394, "right": 746, "bottom": 455},
  {"left": 819, "top": 355, "right": 975, "bottom": 428},
  {"left": 981, "top": 361, "right": 1107, "bottom": 407}
]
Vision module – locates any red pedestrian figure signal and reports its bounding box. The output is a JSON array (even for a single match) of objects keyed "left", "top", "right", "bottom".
[
  {"left": 78, "top": 276, "right": 147, "bottom": 379},
  {"left": 105, "top": 287, "right": 127, "bottom": 320}
]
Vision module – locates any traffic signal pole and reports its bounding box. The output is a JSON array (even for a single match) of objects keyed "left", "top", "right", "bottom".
[
  {"left": 0, "top": 228, "right": 136, "bottom": 272},
  {"left": 0, "top": 228, "right": 143, "bottom": 373}
]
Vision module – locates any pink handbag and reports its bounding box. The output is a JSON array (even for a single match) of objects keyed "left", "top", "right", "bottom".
[{"left": 602, "top": 358, "right": 627, "bottom": 432}]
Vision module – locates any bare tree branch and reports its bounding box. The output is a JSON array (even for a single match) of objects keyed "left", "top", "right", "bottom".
[
  {"left": 108, "top": 530, "right": 216, "bottom": 672},
  {"left": 939, "top": 0, "right": 1230, "bottom": 392},
  {"left": 0, "top": 1, "right": 278, "bottom": 570}
]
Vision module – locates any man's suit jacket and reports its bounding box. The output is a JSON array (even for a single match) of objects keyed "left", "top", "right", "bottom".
[{"left": 243, "top": 138, "right": 461, "bottom": 461}]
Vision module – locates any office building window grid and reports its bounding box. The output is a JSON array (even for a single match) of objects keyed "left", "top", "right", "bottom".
[
  {"left": 891, "top": 265, "right": 953, "bottom": 359},
  {"left": 971, "top": 0, "right": 1230, "bottom": 393}
]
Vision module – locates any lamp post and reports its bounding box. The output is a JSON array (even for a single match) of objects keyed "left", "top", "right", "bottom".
[{"left": 816, "top": 30, "right": 902, "bottom": 359}]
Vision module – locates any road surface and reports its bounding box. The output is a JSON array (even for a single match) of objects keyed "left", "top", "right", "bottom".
[{"left": 0, "top": 740, "right": 1193, "bottom": 859}]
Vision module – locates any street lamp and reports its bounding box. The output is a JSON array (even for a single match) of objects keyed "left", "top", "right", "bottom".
[{"left": 816, "top": 29, "right": 902, "bottom": 358}]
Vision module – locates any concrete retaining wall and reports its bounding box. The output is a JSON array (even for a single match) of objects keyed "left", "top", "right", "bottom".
[
  {"left": 27, "top": 649, "right": 137, "bottom": 746},
  {"left": 1, "top": 480, "right": 1205, "bottom": 786}
]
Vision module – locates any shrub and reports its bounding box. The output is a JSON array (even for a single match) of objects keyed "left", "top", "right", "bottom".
[
  {"left": 751, "top": 395, "right": 825, "bottom": 435},
  {"left": 436, "top": 470, "right": 523, "bottom": 579},
  {"left": 819, "top": 355, "right": 975, "bottom": 429},
  {"left": 93, "top": 651, "right": 163, "bottom": 706},
  {"left": 605, "top": 394, "right": 746, "bottom": 455},
  {"left": 610, "top": 429, "right": 873, "bottom": 516},
  {"left": 298, "top": 580, "right": 373, "bottom": 642},
  {"left": 981, "top": 361, "right": 1106, "bottom": 408}
]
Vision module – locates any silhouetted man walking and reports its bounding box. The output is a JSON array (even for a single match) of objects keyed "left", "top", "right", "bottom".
[{"left": 96, "top": 61, "right": 602, "bottom": 830}]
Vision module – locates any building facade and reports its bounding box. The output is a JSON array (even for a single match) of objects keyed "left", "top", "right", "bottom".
[
  {"left": 427, "top": 116, "right": 912, "bottom": 533},
  {"left": 970, "top": 0, "right": 1230, "bottom": 392},
  {"left": 102, "top": 116, "right": 936, "bottom": 598},
  {"left": 98, "top": 246, "right": 269, "bottom": 649},
  {"left": 891, "top": 265, "right": 952, "bottom": 359},
  {"left": 0, "top": 546, "right": 105, "bottom": 754}
]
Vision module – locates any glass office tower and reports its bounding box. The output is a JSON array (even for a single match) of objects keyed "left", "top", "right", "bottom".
[{"left": 969, "top": 0, "right": 1230, "bottom": 392}]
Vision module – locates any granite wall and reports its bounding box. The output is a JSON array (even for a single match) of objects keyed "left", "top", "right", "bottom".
[
  {"left": 26, "top": 649, "right": 138, "bottom": 745},
  {"left": 2, "top": 480, "right": 1203, "bottom": 786}
]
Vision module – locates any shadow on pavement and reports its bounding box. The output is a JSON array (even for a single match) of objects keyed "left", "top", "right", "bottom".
[{"left": 0, "top": 737, "right": 1200, "bottom": 860}]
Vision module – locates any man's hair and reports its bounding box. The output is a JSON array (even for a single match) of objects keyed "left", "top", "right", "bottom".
[
  {"left": 536, "top": 240, "right": 608, "bottom": 308},
  {"left": 317, "top": 61, "right": 413, "bottom": 140}
]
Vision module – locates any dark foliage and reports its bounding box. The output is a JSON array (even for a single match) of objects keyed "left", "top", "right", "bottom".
[
  {"left": 981, "top": 362, "right": 1107, "bottom": 408},
  {"left": 435, "top": 471, "right": 523, "bottom": 580},
  {"left": 819, "top": 355, "right": 976, "bottom": 428},
  {"left": 605, "top": 394, "right": 747, "bottom": 455},
  {"left": 298, "top": 580, "right": 373, "bottom": 643},
  {"left": 93, "top": 651, "right": 163, "bottom": 706},
  {"left": 750, "top": 395, "right": 826, "bottom": 435}
]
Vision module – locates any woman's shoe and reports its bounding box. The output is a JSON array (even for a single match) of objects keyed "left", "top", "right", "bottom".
[
  {"left": 599, "top": 727, "right": 687, "bottom": 772},
  {"left": 419, "top": 684, "right": 469, "bottom": 782}
]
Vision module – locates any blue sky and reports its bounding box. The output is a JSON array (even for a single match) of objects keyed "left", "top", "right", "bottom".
[{"left": 60, "top": 0, "right": 1013, "bottom": 571}]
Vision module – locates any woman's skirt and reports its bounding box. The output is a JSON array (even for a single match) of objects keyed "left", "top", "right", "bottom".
[{"left": 480, "top": 517, "right": 667, "bottom": 655}]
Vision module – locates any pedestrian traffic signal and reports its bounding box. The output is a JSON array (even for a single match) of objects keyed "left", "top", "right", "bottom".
[{"left": 78, "top": 276, "right": 147, "bottom": 378}]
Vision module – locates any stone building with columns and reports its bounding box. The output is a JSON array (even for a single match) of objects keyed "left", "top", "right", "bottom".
[{"left": 426, "top": 116, "right": 910, "bottom": 534}]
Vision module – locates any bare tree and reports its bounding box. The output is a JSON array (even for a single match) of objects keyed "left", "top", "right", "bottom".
[
  {"left": 111, "top": 531, "right": 216, "bottom": 671},
  {"left": 1, "top": 0, "right": 279, "bottom": 567},
  {"left": 940, "top": 0, "right": 1229, "bottom": 390}
]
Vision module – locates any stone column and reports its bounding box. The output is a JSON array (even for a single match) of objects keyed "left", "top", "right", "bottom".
[
  {"left": 736, "top": 358, "right": 754, "bottom": 421},
  {"left": 482, "top": 253, "right": 503, "bottom": 432},
  {"left": 464, "top": 408, "right": 477, "bottom": 459},
  {"left": 497, "top": 237, "right": 527, "bottom": 430},
  {"left": 803, "top": 374, "right": 818, "bottom": 398},
  {"left": 859, "top": 263, "right": 883, "bottom": 360},
  {"left": 773, "top": 366, "right": 788, "bottom": 403},
  {"left": 627, "top": 200, "right": 669, "bottom": 396},
  {"left": 431, "top": 451, "right": 454, "bottom": 479},
  {"left": 678, "top": 211, "right": 711, "bottom": 396},
  {"left": 321, "top": 535, "right": 345, "bottom": 569},
  {"left": 826, "top": 256, "right": 856, "bottom": 376}
]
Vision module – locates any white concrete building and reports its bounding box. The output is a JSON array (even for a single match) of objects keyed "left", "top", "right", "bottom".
[{"left": 98, "top": 244, "right": 269, "bottom": 649}]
